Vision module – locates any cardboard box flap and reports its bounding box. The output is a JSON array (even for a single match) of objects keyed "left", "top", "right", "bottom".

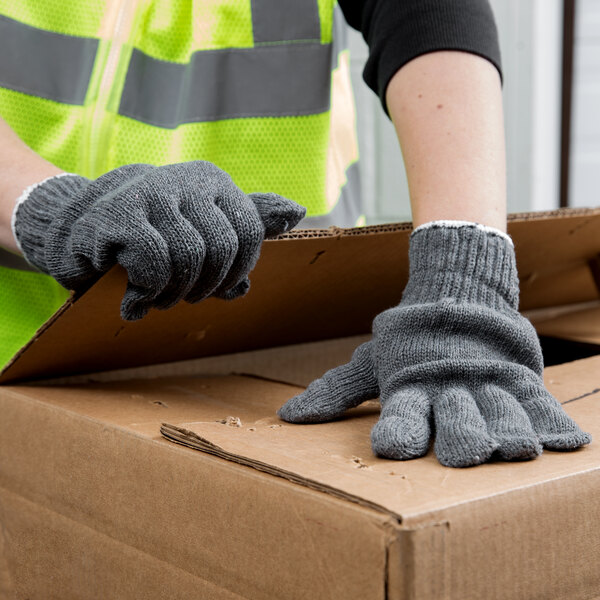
[
  {"left": 157, "top": 356, "right": 600, "bottom": 525},
  {"left": 160, "top": 422, "right": 392, "bottom": 517},
  {"left": 3, "top": 207, "right": 600, "bottom": 383},
  {"left": 530, "top": 301, "right": 600, "bottom": 344},
  {"left": 0, "top": 223, "right": 411, "bottom": 384}
]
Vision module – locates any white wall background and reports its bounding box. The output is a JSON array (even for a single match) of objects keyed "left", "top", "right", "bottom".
[
  {"left": 571, "top": 0, "right": 600, "bottom": 207},
  {"left": 346, "top": 0, "right": 574, "bottom": 225}
]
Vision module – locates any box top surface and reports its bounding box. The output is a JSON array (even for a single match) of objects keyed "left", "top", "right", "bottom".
[
  {"left": 2, "top": 207, "right": 600, "bottom": 383},
  {"left": 8, "top": 354, "right": 599, "bottom": 525}
]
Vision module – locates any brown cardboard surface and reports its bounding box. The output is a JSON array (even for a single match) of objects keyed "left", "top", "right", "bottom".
[
  {"left": 0, "top": 519, "right": 15, "bottom": 600},
  {"left": 2, "top": 207, "right": 600, "bottom": 384},
  {"left": 0, "top": 378, "right": 397, "bottom": 600},
  {"left": 1, "top": 208, "right": 600, "bottom": 598},
  {"left": 531, "top": 301, "right": 600, "bottom": 344},
  {"left": 41, "top": 334, "right": 371, "bottom": 389},
  {"left": 0, "top": 355, "right": 599, "bottom": 598},
  {"left": 160, "top": 358, "right": 599, "bottom": 524}
]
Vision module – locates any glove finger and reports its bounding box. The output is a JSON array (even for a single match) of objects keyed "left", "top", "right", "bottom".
[
  {"left": 213, "top": 192, "right": 306, "bottom": 297},
  {"left": 148, "top": 198, "right": 207, "bottom": 310},
  {"left": 476, "top": 384, "right": 542, "bottom": 461},
  {"left": 370, "top": 385, "right": 431, "bottom": 460},
  {"left": 249, "top": 192, "right": 307, "bottom": 238},
  {"left": 433, "top": 387, "right": 498, "bottom": 468},
  {"left": 115, "top": 222, "right": 172, "bottom": 321},
  {"left": 183, "top": 201, "right": 239, "bottom": 303},
  {"left": 211, "top": 190, "right": 265, "bottom": 297},
  {"left": 213, "top": 277, "right": 250, "bottom": 301},
  {"left": 277, "top": 342, "right": 378, "bottom": 423},
  {"left": 519, "top": 385, "right": 592, "bottom": 450}
]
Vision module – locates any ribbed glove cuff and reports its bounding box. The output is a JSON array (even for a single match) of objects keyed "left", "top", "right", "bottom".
[
  {"left": 13, "top": 174, "right": 89, "bottom": 273},
  {"left": 401, "top": 221, "right": 519, "bottom": 310}
]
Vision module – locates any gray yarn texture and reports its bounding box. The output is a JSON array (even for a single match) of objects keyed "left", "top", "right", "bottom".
[
  {"left": 14, "top": 161, "right": 306, "bottom": 320},
  {"left": 278, "top": 224, "right": 592, "bottom": 468}
]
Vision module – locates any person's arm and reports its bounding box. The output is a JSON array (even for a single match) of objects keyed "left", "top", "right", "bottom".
[
  {"left": 0, "top": 116, "right": 64, "bottom": 253},
  {"left": 385, "top": 50, "right": 506, "bottom": 231},
  {"left": 338, "top": 0, "right": 504, "bottom": 227},
  {"left": 278, "top": 2, "right": 592, "bottom": 465}
]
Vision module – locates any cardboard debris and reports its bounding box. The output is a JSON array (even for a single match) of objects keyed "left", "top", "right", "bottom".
[{"left": 0, "top": 208, "right": 599, "bottom": 599}]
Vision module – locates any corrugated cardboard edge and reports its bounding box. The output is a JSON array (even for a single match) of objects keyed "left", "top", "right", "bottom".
[
  {"left": 0, "top": 293, "right": 76, "bottom": 376},
  {"left": 160, "top": 423, "right": 397, "bottom": 519},
  {"left": 278, "top": 206, "right": 600, "bottom": 237},
  {"left": 279, "top": 222, "right": 413, "bottom": 238}
]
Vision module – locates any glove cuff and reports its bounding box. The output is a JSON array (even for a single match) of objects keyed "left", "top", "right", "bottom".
[
  {"left": 13, "top": 173, "right": 89, "bottom": 273},
  {"left": 402, "top": 220, "right": 519, "bottom": 310}
]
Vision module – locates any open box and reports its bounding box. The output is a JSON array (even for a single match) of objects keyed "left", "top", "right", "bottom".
[{"left": 0, "top": 208, "right": 599, "bottom": 599}]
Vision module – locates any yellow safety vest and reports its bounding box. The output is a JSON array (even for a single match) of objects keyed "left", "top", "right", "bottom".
[{"left": 0, "top": 0, "right": 361, "bottom": 369}]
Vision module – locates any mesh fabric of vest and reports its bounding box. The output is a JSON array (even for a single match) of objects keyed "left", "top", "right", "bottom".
[{"left": 0, "top": 0, "right": 359, "bottom": 369}]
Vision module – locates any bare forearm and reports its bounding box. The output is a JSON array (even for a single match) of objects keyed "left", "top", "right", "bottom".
[
  {"left": 386, "top": 51, "right": 507, "bottom": 231},
  {"left": 0, "top": 117, "right": 63, "bottom": 253}
]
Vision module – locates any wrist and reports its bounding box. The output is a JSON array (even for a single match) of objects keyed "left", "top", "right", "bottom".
[
  {"left": 13, "top": 173, "right": 88, "bottom": 272},
  {"left": 412, "top": 220, "right": 512, "bottom": 246},
  {"left": 402, "top": 221, "right": 519, "bottom": 310},
  {"left": 0, "top": 159, "right": 64, "bottom": 254}
]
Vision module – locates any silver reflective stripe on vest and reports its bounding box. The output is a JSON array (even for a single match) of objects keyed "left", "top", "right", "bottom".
[
  {"left": 0, "top": 15, "right": 97, "bottom": 105},
  {"left": 297, "top": 162, "right": 362, "bottom": 229},
  {"left": 119, "top": 43, "right": 332, "bottom": 128},
  {"left": 0, "top": 248, "right": 38, "bottom": 273},
  {"left": 251, "top": 0, "right": 320, "bottom": 44}
]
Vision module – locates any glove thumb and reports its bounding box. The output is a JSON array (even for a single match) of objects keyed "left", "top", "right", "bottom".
[
  {"left": 277, "top": 341, "right": 379, "bottom": 423},
  {"left": 249, "top": 193, "right": 306, "bottom": 238}
]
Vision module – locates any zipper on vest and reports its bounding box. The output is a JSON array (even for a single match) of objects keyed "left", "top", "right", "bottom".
[{"left": 83, "top": 0, "right": 142, "bottom": 178}]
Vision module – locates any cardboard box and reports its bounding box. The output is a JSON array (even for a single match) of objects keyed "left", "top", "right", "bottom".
[{"left": 1, "top": 208, "right": 599, "bottom": 599}]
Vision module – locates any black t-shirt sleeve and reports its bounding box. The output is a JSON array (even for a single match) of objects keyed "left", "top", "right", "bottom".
[{"left": 338, "top": 0, "right": 503, "bottom": 113}]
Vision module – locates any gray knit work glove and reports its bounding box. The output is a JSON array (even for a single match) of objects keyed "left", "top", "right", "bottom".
[
  {"left": 13, "top": 162, "right": 306, "bottom": 320},
  {"left": 278, "top": 222, "right": 592, "bottom": 468}
]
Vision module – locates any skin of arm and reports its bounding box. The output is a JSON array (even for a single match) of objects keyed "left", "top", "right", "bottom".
[
  {"left": 0, "top": 48, "right": 505, "bottom": 255},
  {"left": 385, "top": 50, "right": 507, "bottom": 232},
  {"left": 0, "top": 116, "right": 63, "bottom": 254}
]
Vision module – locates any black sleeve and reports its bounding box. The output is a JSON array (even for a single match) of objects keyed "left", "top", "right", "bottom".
[{"left": 338, "top": 0, "right": 503, "bottom": 113}]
